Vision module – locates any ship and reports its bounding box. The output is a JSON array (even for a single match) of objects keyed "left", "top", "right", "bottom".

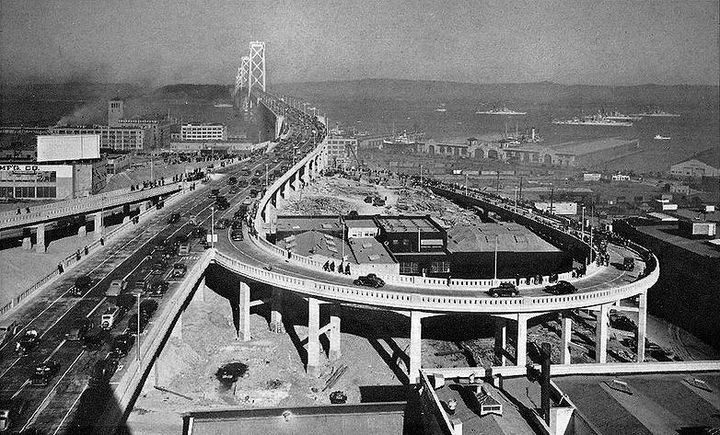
[
  {"left": 653, "top": 134, "right": 671, "bottom": 140},
  {"left": 604, "top": 111, "right": 643, "bottom": 122},
  {"left": 435, "top": 104, "right": 447, "bottom": 113},
  {"left": 553, "top": 111, "right": 633, "bottom": 127},
  {"left": 629, "top": 109, "right": 680, "bottom": 117},
  {"left": 213, "top": 102, "right": 233, "bottom": 108},
  {"left": 382, "top": 131, "right": 419, "bottom": 147},
  {"left": 476, "top": 106, "right": 527, "bottom": 115}
]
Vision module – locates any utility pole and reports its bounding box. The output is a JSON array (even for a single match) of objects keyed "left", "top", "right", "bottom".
[
  {"left": 496, "top": 171, "right": 500, "bottom": 194},
  {"left": 419, "top": 164, "right": 423, "bottom": 186},
  {"left": 265, "top": 163, "right": 269, "bottom": 187},
  {"left": 465, "top": 173, "right": 468, "bottom": 196},
  {"left": 493, "top": 234, "right": 499, "bottom": 282},
  {"left": 211, "top": 206, "right": 215, "bottom": 249},
  {"left": 135, "top": 292, "right": 141, "bottom": 361}
]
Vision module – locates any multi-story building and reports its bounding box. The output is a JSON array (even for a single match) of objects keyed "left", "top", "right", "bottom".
[
  {"left": 108, "top": 99, "right": 177, "bottom": 149},
  {"left": 324, "top": 136, "right": 358, "bottom": 168},
  {"left": 50, "top": 126, "right": 145, "bottom": 152},
  {"left": 180, "top": 123, "right": 227, "bottom": 141}
]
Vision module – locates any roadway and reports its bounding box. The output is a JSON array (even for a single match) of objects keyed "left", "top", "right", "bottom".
[{"left": 0, "top": 150, "right": 290, "bottom": 434}]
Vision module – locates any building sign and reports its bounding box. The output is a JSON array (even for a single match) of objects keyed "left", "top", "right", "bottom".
[{"left": 420, "top": 239, "right": 444, "bottom": 246}]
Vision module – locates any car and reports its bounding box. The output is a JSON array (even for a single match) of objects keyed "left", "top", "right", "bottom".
[
  {"left": 228, "top": 176, "right": 237, "bottom": 185},
  {"left": 231, "top": 231, "right": 244, "bottom": 242},
  {"left": 168, "top": 213, "right": 181, "bottom": 224},
  {"left": 171, "top": 263, "right": 187, "bottom": 278},
  {"left": 0, "top": 399, "right": 28, "bottom": 432},
  {"left": 110, "top": 333, "right": 135, "bottom": 358},
  {"left": 178, "top": 242, "right": 191, "bottom": 256},
  {"left": 71, "top": 275, "right": 93, "bottom": 296},
  {"left": 231, "top": 219, "right": 243, "bottom": 230},
  {"left": 15, "top": 330, "right": 39, "bottom": 355},
  {"left": 127, "top": 313, "right": 149, "bottom": 335},
  {"left": 140, "top": 299, "right": 159, "bottom": 317},
  {"left": 209, "top": 188, "right": 220, "bottom": 199},
  {"left": 82, "top": 333, "right": 105, "bottom": 351},
  {"left": 215, "top": 198, "right": 230, "bottom": 210},
  {"left": 65, "top": 318, "right": 94, "bottom": 341},
  {"left": 621, "top": 256, "right": 635, "bottom": 271},
  {"left": 149, "top": 280, "right": 169, "bottom": 297},
  {"left": 105, "top": 279, "right": 127, "bottom": 297},
  {"left": 30, "top": 361, "right": 60, "bottom": 387},
  {"left": 353, "top": 274, "right": 385, "bottom": 288},
  {"left": 191, "top": 226, "right": 207, "bottom": 239},
  {"left": 487, "top": 282, "right": 519, "bottom": 297},
  {"left": 88, "top": 359, "right": 118, "bottom": 387},
  {"left": 214, "top": 218, "right": 231, "bottom": 230},
  {"left": 0, "top": 321, "right": 20, "bottom": 347},
  {"left": 151, "top": 258, "right": 169, "bottom": 274},
  {"left": 544, "top": 280, "right": 577, "bottom": 295}
]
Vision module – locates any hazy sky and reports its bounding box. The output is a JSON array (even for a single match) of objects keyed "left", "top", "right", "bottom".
[{"left": 1, "top": 0, "right": 718, "bottom": 86}]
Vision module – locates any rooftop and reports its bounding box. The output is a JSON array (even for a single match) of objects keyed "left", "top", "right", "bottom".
[
  {"left": 276, "top": 216, "right": 342, "bottom": 235},
  {"left": 674, "top": 148, "right": 720, "bottom": 169},
  {"left": 277, "top": 230, "right": 355, "bottom": 262},
  {"left": 672, "top": 208, "right": 720, "bottom": 223},
  {"left": 554, "top": 372, "right": 720, "bottom": 434},
  {"left": 635, "top": 224, "right": 720, "bottom": 258},
  {"left": 446, "top": 222, "right": 560, "bottom": 253},
  {"left": 348, "top": 237, "right": 395, "bottom": 264},
  {"left": 345, "top": 219, "right": 377, "bottom": 229},
  {"left": 376, "top": 216, "right": 440, "bottom": 234}
]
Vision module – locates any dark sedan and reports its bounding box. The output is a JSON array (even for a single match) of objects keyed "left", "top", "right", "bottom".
[{"left": 544, "top": 280, "right": 577, "bottom": 295}]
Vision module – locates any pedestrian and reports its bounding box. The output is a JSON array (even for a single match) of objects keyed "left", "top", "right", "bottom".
[
  {"left": 345, "top": 263, "right": 350, "bottom": 275},
  {"left": 25, "top": 207, "right": 30, "bottom": 213},
  {"left": 446, "top": 274, "right": 451, "bottom": 286},
  {"left": 75, "top": 249, "right": 81, "bottom": 261},
  {"left": 16, "top": 208, "right": 20, "bottom": 215},
  {"left": 329, "top": 261, "right": 335, "bottom": 272},
  {"left": 100, "top": 237, "right": 104, "bottom": 246},
  {"left": 323, "top": 261, "right": 329, "bottom": 271},
  {"left": 57, "top": 263, "right": 64, "bottom": 274},
  {"left": 84, "top": 245, "right": 89, "bottom": 255},
  {"left": 338, "top": 261, "right": 344, "bottom": 273}
]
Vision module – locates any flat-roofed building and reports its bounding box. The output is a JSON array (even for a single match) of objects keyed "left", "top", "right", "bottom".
[
  {"left": 50, "top": 126, "right": 145, "bottom": 152},
  {"left": 345, "top": 219, "right": 379, "bottom": 238},
  {"left": 670, "top": 149, "right": 720, "bottom": 177},
  {"left": 348, "top": 237, "right": 398, "bottom": 275},
  {"left": 180, "top": 123, "right": 227, "bottom": 141}
]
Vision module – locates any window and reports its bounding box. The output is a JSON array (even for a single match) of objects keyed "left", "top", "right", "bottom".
[
  {"left": 400, "top": 262, "right": 419, "bottom": 274},
  {"left": 430, "top": 261, "right": 451, "bottom": 273},
  {"left": 36, "top": 187, "right": 56, "bottom": 198}
]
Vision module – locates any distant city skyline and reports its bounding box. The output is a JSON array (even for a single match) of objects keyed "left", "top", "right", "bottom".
[{"left": 0, "top": 0, "right": 718, "bottom": 87}]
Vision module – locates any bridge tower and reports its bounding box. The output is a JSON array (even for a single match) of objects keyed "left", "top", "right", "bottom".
[
  {"left": 248, "top": 41, "right": 266, "bottom": 107},
  {"left": 234, "top": 56, "right": 250, "bottom": 111}
]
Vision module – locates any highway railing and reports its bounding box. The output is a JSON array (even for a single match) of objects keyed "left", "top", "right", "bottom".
[
  {"left": 213, "top": 249, "right": 659, "bottom": 314},
  {"left": 0, "top": 182, "right": 183, "bottom": 230}
]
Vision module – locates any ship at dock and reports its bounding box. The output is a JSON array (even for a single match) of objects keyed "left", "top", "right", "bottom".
[
  {"left": 553, "top": 111, "right": 634, "bottom": 127},
  {"left": 475, "top": 106, "right": 527, "bottom": 115},
  {"left": 630, "top": 108, "right": 681, "bottom": 117},
  {"left": 604, "top": 111, "right": 643, "bottom": 122}
]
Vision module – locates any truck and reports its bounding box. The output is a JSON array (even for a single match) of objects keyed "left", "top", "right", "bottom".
[{"left": 100, "top": 306, "right": 126, "bottom": 330}]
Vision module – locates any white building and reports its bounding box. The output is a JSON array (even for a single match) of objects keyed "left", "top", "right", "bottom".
[
  {"left": 51, "top": 126, "right": 145, "bottom": 152},
  {"left": 180, "top": 123, "right": 227, "bottom": 141},
  {"left": 324, "top": 137, "right": 358, "bottom": 167}
]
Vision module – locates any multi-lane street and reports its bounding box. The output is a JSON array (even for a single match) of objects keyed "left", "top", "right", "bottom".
[{"left": 0, "top": 142, "right": 300, "bottom": 433}]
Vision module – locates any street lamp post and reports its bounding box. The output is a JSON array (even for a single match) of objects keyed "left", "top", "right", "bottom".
[
  {"left": 135, "top": 292, "right": 141, "bottom": 361},
  {"left": 581, "top": 206, "right": 586, "bottom": 243},
  {"left": 265, "top": 163, "right": 269, "bottom": 187},
  {"left": 211, "top": 206, "right": 215, "bottom": 249},
  {"left": 465, "top": 173, "right": 468, "bottom": 196},
  {"left": 493, "top": 234, "right": 499, "bottom": 283}
]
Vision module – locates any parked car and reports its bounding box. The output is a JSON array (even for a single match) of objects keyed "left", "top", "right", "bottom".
[
  {"left": 105, "top": 279, "right": 127, "bottom": 297},
  {"left": 214, "top": 218, "right": 231, "bottom": 230},
  {"left": 168, "top": 213, "right": 181, "bottom": 224},
  {"left": 353, "top": 274, "right": 385, "bottom": 288},
  {"left": 544, "top": 280, "right": 577, "bottom": 295},
  {"left": 621, "top": 256, "right": 635, "bottom": 271},
  {"left": 65, "top": 318, "right": 94, "bottom": 341},
  {"left": 178, "top": 242, "right": 191, "bottom": 256},
  {"left": 487, "top": 282, "right": 519, "bottom": 297},
  {"left": 30, "top": 361, "right": 60, "bottom": 387},
  {"left": 140, "top": 299, "right": 159, "bottom": 318},
  {"left": 15, "top": 330, "right": 39, "bottom": 355},
  {"left": 231, "top": 230, "right": 244, "bottom": 242}
]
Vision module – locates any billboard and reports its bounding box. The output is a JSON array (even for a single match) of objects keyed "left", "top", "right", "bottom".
[
  {"left": 37, "top": 135, "right": 100, "bottom": 162},
  {"left": 534, "top": 201, "right": 578, "bottom": 215}
]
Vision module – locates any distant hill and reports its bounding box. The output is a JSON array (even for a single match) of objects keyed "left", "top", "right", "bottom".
[
  {"left": 0, "top": 82, "right": 140, "bottom": 101},
  {"left": 272, "top": 79, "right": 719, "bottom": 110},
  {"left": 150, "top": 84, "right": 232, "bottom": 102}
]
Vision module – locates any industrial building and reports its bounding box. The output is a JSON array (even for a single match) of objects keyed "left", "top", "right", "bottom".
[
  {"left": 108, "top": 99, "right": 177, "bottom": 149},
  {"left": 0, "top": 134, "right": 106, "bottom": 200},
  {"left": 669, "top": 149, "right": 720, "bottom": 177},
  {"left": 51, "top": 125, "right": 146, "bottom": 152},
  {"left": 180, "top": 123, "right": 227, "bottom": 141},
  {"left": 272, "top": 214, "right": 567, "bottom": 278},
  {"left": 324, "top": 136, "right": 359, "bottom": 167}
]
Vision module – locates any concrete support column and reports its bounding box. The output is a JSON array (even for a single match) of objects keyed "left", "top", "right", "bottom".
[
  {"left": 93, "top": 212, "right": 104, "bottom": 239},
  {"left": 560, "top": 313, "right": 572, "bottom": 365},
  {"left": 636, "top": 291, "right": 647, "bottom": 362},
  {"left": 494, "top": 317, "right": 508, "bottom": 366},
  {"left": 77, "top": 225, "right": 87, "bottom": 237},
  {"left": 35, "top": 223, "right": 46, "bottom": 253},
  {"left": 283, "top": 182, "right": 291, "bottom": 199},
  {"left": 307, "top": 297, "right": 320, "bottom": 376},
  {"left": 595, "top": 304, "right": 610, "bottom": 363},
  {"left": 291, "top": 173, "right": 300, "bottom": 191},
  {"left": 328, "top": 314, "right": 341, "bottom": 361},
  {"left": 197, "top": 276, "right": 207, "bottom": 303},
  {"left": 22, "top": 237, "right": 32, "bottom": 250},
  {"left": 516, "top": 313, "right": 528, "bottom": 366},
  {"left": 238, "top": 282, "right": 251, "bottom": 341},
  {"left": 270, "top": 287, "right": 284, "bottom": 333},
  {"left": 408, "top": 310, "right": 423, "bottom": 383}
]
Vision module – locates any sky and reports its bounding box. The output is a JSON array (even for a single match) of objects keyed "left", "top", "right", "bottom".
[{"left": 0, "top": 0, "right": 718, "bottom": 86}]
